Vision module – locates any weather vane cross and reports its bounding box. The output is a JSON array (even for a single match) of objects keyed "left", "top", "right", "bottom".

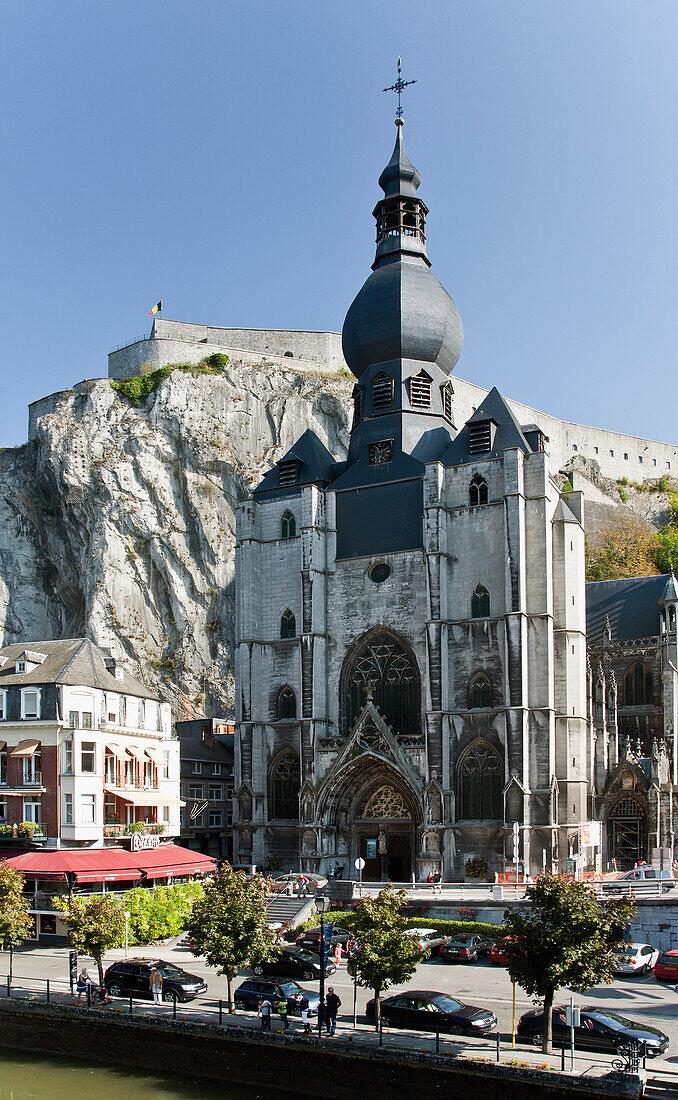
[{"left": 383, "top": 56, "right": 416, "bottom": 122}]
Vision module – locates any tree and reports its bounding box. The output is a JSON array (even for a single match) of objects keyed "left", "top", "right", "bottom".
[
  {"left": 55, "top": 894, "right": 125, "bottom": 988},
  {"left": 586, "top": 514, "right": 659, "bottom": 582},
  {"left": 502, "top": 874, "right": 634, "bottom": 1053},
  {"left": 350, "top": 884, "right": 422, "bottom": 1028},
  {"left": 185, "top": 865, "right": 278, "bottom": 1012},
  {"left": 124, "top": 882, "right": 203, "bottom": 945},
  {"left": 0, "top": 865, "right": 32, "bottom": 981},
  {"left": 652, "top": 526, "right": 678, "bottom": 574}
]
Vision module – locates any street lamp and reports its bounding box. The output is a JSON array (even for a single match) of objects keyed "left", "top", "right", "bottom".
[
  {"left": 315, "top": 894, "right": 331, "bottom": 1040},
  {"left": 124, "top": 910, "right": 130, "bottom": 959}
]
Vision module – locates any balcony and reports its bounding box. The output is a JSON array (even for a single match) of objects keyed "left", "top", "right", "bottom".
[
  {"left": 0, "top": 824, "right": 47, "bottom": 844},
  {"left": 103, "top": 823, "right": 166, "bottom": 838}
]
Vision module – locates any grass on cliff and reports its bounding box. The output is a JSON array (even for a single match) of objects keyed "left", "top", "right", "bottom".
[{"left": 110, "top": 353, "right": 229, "bottom": 406}]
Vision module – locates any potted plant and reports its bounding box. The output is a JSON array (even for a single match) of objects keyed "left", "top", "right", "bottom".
[{"left": 464, "top": 856, "right": 489, "bottom": 881}]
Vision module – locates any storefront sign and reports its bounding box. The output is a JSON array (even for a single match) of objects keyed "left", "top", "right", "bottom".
[
  {"left": 366, "top": 838, "right": 377, "bottom": 859},
  {"left": 131, "top": 833, "right": 161, "bottom": 851}
]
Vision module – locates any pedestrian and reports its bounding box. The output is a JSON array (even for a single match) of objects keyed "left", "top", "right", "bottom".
[
  {"left": 433, "top": 870, "right": 442, "bottom": 896},
  {"left": 427, "top": 871, "right": 435, "bottom": 891},
  {"left": 76, "top": 968, "right": 90, "bottom": 1001},
  {"left": 295, "top": 991, "right": 311, "bottom": 1035},
  {"left": 334, "top": 942, "right": 343, "bottom": 967},
  {"left": 258, "top": 997, "right": 272, "bottom": 1031},
  {"left": 325, "top": 987, "right": 341, "bottom": 1036},
  {"left": 276, "top": 995, "right": 290, "bottom": 1031},
  {"left": 149, "top": 966, "right": 163, "bottom": 1005},
  {"left": 298, "top": 875, "right": 309, "bottom": 898}
]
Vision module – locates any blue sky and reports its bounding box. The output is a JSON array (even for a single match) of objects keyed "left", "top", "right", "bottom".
[{"left": 1, "top": 1, "right": 676, "bottom": 448}]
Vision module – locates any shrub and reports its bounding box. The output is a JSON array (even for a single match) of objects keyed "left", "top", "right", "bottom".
[
  {"left": 126, "top": 882, "right": 204, "bottom": 945},
  {"left": 289, "top": 909, "right": 503, "bottom": 941},
  {"left": 465, "top": 856, "right": 489, "bottom": 880},
  {"left": 110, "top": 355, "right": 229, "bottom": 407}
]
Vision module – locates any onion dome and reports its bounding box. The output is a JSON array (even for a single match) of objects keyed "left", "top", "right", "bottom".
[{"left": 342, "top": 121, "right": 463, "bottom": 380}]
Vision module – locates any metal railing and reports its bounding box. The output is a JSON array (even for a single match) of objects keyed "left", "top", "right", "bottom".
[{"left": 109, "top": 333, "right": 150, "bottom": 354}]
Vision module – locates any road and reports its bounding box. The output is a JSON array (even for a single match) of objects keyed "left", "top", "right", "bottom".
[{"left": 6, "top": 938, "right": 678, "bottom": 1080}]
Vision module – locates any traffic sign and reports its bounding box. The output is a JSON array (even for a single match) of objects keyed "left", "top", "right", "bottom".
[{"left": 355, "top": 857, "right": 365, "bottom": 870}]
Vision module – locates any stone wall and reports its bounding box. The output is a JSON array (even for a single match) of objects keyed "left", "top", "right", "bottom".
[{"left": 0, "top": 1000, "right": 641, "bottom": 1099}]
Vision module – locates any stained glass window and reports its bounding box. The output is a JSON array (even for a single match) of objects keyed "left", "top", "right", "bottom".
[
  {"left": 345, "top": 632, "right": 420, "bottom": 736},
  {"left": 458, "top": 741, "right": 503, "bottom": 820}
]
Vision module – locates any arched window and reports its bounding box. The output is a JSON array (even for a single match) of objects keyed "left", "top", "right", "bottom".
[
  {"left": 343, "top": 630, "right": 420, "bottom": 736},
  {"left": 469, "top": 673, "right": 492, "bottom": 709},
  {"left": 280, "top": 511, "right": 296, "bottom": 539},
  {"left": 269, "top": 751, "right": 300, "bottom": 820},
  {"left": 469, "top": 474, "right": 488, "bottom": 507},
  {"left": 471, "top": 584, "right": 490, "bottom": 619},
  {"left": 457, "top": 740, "right": 503, "bottom": 820},
  {"left": 372, "top": 372, "right": 394, "bottom": 413},
  {"left": 623, "top": 662, "right": 653, "bottom": 706},
  {"left": 277, "top": 686, "right": 297, "bottom": 720},
  {"left": 280, "top": 609, "right": 296, "bottom": 640}
]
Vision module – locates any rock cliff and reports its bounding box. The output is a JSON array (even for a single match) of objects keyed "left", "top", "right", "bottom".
[{"left": 0, "top": 362, "right": 352, "bottom": 716}]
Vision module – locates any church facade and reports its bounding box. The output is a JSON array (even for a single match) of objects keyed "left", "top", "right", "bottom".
[{"left": 233, "top": 121, "right": 678, "bottom": 879}]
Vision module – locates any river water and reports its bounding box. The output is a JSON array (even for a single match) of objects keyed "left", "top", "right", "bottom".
[{"left": 0, "top": 1050, "right": 266, "bottom": 1099}]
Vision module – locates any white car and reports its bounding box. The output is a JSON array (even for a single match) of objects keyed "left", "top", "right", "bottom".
[
  {"left": 615, "top": 942, "right": 660, "bottom": 975},
  {"left": 271, "top": 873, "right": 328, "bottom": 896},
  {"left": 403, "top": 927, "right": 447, "bottom": 957}
]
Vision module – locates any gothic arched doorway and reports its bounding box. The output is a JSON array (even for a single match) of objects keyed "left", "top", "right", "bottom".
[
  {"left": 607, "top": 796, "right": 646, "bottom": 870},
  {"left": 358, "top": 784, "right": 413, "bottom": 881},
  {"left": 341, "top": 628, "right": 421, "bottom": 736}
]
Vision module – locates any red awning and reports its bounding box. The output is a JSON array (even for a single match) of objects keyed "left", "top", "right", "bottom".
[
  {"left": 132, "top": 844, "right": 217, "bottom": 880},
  {"left": 3, "top": 848, "right": 143, "bottom": 882}
]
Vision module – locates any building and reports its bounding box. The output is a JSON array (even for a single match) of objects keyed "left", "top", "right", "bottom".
[
  {"left": 0, "top": 638, "right": 180, "bottom": 847},
  {"left": 587, "top": 573, "right": 678, "bottom": 868},
  {"left": 232, "top": 118, "right": 678, "bottom": 879},
  {"left": 177, "top": 718, "right": 234, "bottom": 862}
]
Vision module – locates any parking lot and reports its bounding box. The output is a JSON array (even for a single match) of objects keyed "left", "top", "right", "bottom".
[{"left": 6, "top": 937, "right": 678, "bottom": 1080}]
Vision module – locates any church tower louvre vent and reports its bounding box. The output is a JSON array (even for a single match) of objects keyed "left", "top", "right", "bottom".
[
  {"left": 468, "top": 420, "right": 494, "bottom": 455},
  {"left": 409, "top": 371, "right": 432, "bottom": 410},
  {"left": 372, "top": 373, "right": 394, "bottom": 413},
  {"left": 278, "top": 460, "right": 298, "bottom": 487}
]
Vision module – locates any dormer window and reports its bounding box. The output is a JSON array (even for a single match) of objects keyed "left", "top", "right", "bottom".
[
  {"left": 468, "top": 420, "right": 495, "bottom": 456},
  {"left": 20, "top": 689, "right": 40, "bottom": 721},
  {"left": 409, "top": 371, "right": 432, "bottom": 411},
  {"left": 15, "top": 661, "right": 26, "bottom": 674},
  {"left": 372, "top": 372, "right": 394, "bottom": 413},
  {"left": 278, "top": 460, "right": 298, "bottom": 488}
]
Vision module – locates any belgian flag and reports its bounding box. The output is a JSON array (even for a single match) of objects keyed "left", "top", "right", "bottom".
[{"left": 148, "top": 300, "right": 162, "bottom": 316}]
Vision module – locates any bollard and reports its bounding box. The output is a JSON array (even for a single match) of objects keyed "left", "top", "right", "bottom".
[
  {"left": 46, "top": 979, "right": 50, "bottom": 1003},
  {"left": 379, "top": 1014, "right": 383, "bottom": 1047},
  {"left": 129, "top": 995, "right": 133, "bottom": 1015},
  {"left": 172, "top": 996, "right": 177, "bottom": 1020},
  {"left": 496, "top": 1033, "right": 500, "bottom": 1062},
  {"left": 86, "top": 984, "right": 91, "bottom": 1009},
  {"left": 435, "top": 1029, "right": 440, "bottom": 1054},
  {"left": 561, "top": 1044, "right": 565, "bottom": 1071},
  {"left": 219, "top": 999, "right": 223, "bottom": 1025}
]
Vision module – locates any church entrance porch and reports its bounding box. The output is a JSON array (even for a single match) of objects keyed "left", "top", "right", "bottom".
[{"left": 357, "top": 829, "right": 413, "bottom": 882}]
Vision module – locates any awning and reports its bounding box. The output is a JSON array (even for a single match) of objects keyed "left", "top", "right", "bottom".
[
  {"left": 104, "top": 787, "right": 182, "bottom": 807},
  {"left": 3, "top": 848, "right": 143, "bottom": 882},
  {"left": 144, "top": 746, "right": 163, "bottom": 765},
  {"left": 0, "top": 741, "right": 6, "bottom": 751},
  {"left": 105, "top": 742, "right": 126, "bottom": 759},
  {"left": 11, "top": 740, "right": 40, "bottom": 757},
  {"left": 126, "top": 745, "right": 145, "bottom": 760},
  {"left": 134, "top": 844, "right": 218, "bottom": 880}
]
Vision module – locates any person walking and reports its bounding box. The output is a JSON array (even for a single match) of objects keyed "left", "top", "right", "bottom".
[
  {"left": 325, "top": 987, "right": 341, "bottom": 1036},
  {"left": 295, "top": 991, "right": 311, "bottom": 1035},
  {"left": 149, "top": 966, "right": 163, "bottom": 1005},
  {"left": 258, "top": 997, "right": 272, "bottom": 1032},
  {"left": 276, "top": 995, "right": 290, "bottom": 1031}
]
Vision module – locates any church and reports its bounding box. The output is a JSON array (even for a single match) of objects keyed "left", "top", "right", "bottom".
[{"left": 233, "top": 118, "right": 678, "bottom": 880}]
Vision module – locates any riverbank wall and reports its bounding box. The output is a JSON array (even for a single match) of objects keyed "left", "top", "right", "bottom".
[{"left": 0, "top": 1000, "right": 640, "bottom": 1099}]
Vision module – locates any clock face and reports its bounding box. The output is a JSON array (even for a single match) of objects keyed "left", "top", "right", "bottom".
[{"left": 370, "top": 440, "right": 393, "bottom": 465}]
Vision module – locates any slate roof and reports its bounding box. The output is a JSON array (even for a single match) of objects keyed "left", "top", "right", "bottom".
[
  {"left": 585, "top": 573, "right": 676, "bottom": 643},
  {"left": 441, "top": 387, "right": 533, "bottom": 466},
  {"left": 253, "top": 429, "right": 338, "bottom": 500},
  {"left": 0, "top": 638, "right": 158, "bottom": 700}
]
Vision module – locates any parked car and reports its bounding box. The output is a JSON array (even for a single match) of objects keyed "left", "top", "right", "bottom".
[
  {"left": 296, "top": 926, "right": 351, "bottom": 952},
  {"left": 614, "top": 942, "right": 660, "bottom": 975},
  {"left": 104, "top": 959, "right": 207, "bottom": 1003},
  {"left": 653, "top": 950, "right": 678, "bottom": 981},
  {"left": 438, "top": 934, "right": 494, "bottom": 964},
  {"left": 365, "top": 990, "right": 497, "bottom": 1035},
  {"left": 517, "top": 1006, "right": 669, "bottom": 1057},
  {"left": 272, "top": 873, "right": 328, "bottom": 895},
  {"left": 603, "top": 867, "right": 675, "bottom": 894},
  {"left": 490, "top": 936, "right": 517, "bottom": 965},
  {"left": 233, "top": 978, "right": 320, "bottom": 1015},
  {"left": 252, "top": 948, "right": 336, "bottom": 981},
  {"left": 403, "top": 928, "right": 447, "bottom": 958}
]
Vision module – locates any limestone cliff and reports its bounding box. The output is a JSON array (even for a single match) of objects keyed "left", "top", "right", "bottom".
[{"left": 0, "top": 362, "right": 352, "bottom": 716}]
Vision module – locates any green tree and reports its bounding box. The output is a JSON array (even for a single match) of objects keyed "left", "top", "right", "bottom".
[
  {"left": 586, "top": 514, "right": 659, "bottom": 582},
  {"left": 350, "top": 884, "right": 422, "bottom": 1028},
  {"left": 0, "top": 865, "right": 32, "bottom": 981},
  {"left": 55, "top": 894, "right": 125, "bottom": 988},
  {"left": 125, "top": 882, "right": 203, "bottom": 945},
  {"left": 185, "top": 865, "right": 278, "bottom": 1012},
  {"left": 502, "top": 874, "right": 634, "bottom": 1053},
  {"left": 652, "top": 526, "right": 678, "bottom": 574}
]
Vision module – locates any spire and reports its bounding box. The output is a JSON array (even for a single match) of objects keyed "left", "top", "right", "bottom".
[
  {"left": 372, "top": 120, "right": 429, "bottom": 267},
  {"left": 378, "top": 122, "right": 422, "bottom": 198}
]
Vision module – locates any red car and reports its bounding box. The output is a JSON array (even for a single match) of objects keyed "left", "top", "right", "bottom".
[
  {"left": 654, "top": 950, "right": 678, "bottom": 981},
  {"left": 490, "top": 936, "right": 516, "bottom": 965}
]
